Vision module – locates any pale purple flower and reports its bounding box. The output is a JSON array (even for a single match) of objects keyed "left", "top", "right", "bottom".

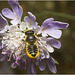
[
  {"left": 2, "top": 0, "right": 23, "bottom": 25},
  {"left": 24, "top": 12, "right": 38, "bottom": 29},
  {"left": 40, "top": 18, "right": 69, "bottom": 38},
  {"left": 0, "top": 0, "right": 69, "bottom": 74}
]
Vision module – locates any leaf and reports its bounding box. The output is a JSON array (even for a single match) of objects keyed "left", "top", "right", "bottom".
[{"left": 52, "top": 57, "right": 59, "bottom": 65}]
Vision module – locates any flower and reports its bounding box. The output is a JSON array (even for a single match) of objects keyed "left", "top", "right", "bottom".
[
  {"left": 2, "top": 0, "right": 23, "bottom": 25},
  {"left": 41, "top": 18, "right": 69, "bottom": 38},
  {"left": 0, "top": 0, "right": 69, "bottom": 74}
]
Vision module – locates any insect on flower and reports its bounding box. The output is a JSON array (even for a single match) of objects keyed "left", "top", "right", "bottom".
[
  {"left": 0, "top": 0, "right": 69, "bottom": 74},
  {"left": 25, "top": 30, "right": 39, "bottom": 58}
]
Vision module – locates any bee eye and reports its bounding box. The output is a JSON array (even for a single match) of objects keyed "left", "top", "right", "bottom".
[
  {"left": 25, "top": 30, "right": 34, "bottom": 35},
  {"left": 25, "top": 31, "right": 28, "bottom": 35}
]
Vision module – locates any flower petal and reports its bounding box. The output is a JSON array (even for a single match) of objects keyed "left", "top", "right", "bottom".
[
  {"left": 0, "top": 25, "right": 9, "bottom": 33},
  {"left": 8, "top": 0, "right": 19, "bottom": 14},
  {"left": 32, "top": 22, "right": 38, "bottom": 29},
  {"left": 39, "top": 59, "right": 46, "bottom": 71},
  {"left": 24, "top": 16, "right": 30, "bottom": 23},
  {"left": 8, "top": 0, "right": 23, "bottom": 23},
  {"left": 46, "top": 57, "right": 57, "bottom": 73},
  {"left": 8, "top": 0, "right": 19, "bottom": 5},
  {"left": 2, "top": 8, "right": 15, "bottom": 19},
  {"left": 28, "top": 12, "right": 36, "bottom": 21},
  {"left": 0, "top": 54, "right": 8, "bottom": 61},
  {"left": 31, "top": 62, "right": 36, "bottom": 74},
  {"left": 18, "top": 60, "right": 26, "bottom": 69},
  {"left": 11, "top": 62, "right": 17, "bottom": 69},
  {"left": 24, "top": 12, "right": 37, "bottom": 29},
  {"left": 41, "top": 29, "right": 62, "bottom": 38},
  {"left": 39, "top": 37, "right": 54, "bottom": 53},
  {"left": 47, "top": 38, "right": 61, "bottom": 49},
  {"left": 42, "top": 31, "right": 48, "bottom": 37},
  {"left": 10, "top": 19, "right": 20, "bottom": 25},
  {"left": 0, "top": 13, "right": 8, "bottom": 30},
  {"left": 18, "top": 5, "right": 23, "bottom": 18},
  {"left": 48, "top": 29, "right": 62, "bottom": 39},
  {"left": 41, "top": 18, "right": 69, "bottom": 38},
  {"left": 0, "top": 40, "right": 2, "bottom": 50},
  {"left": 27, "top": 63, "right": 32, "bottom": 74},
  {"left": 9, "top": 25, "right": 18, "bottom": 32},
  {"left": 40, "top": 53, "right": 45, "bottom": 59},
  {"left": 34, "top": 26, "right": 41, "bottom": 35},
  {"left": 27, "top": 62, "right": 36, "bottom": 74},
  {"left": 42, "top": 18, "right": 69, "bottom": 30},
  {"left": 34, "top": 59, "right": 39, "bottom": 65},
  {"left": 48, "top": 21, "right": 69, "bottom": 29},
  {"left": 45, "top": 44, "right": 54, "bottom": 53},
  {"left": 20, "top": 22, "right": 26, "bottom": 31},
  {"left": 9, "top": 1, "right": 23, "bottom": 19},
  {"left": 44, "top": 50, "right": 50, "bottom": 58},
  {"left": 42, "top": 18, "right": 54, "bottom": 27}
]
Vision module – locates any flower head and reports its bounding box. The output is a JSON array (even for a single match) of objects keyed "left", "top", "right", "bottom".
[{"left": 0, "top": 0, "right": 69, "bottom": 74}]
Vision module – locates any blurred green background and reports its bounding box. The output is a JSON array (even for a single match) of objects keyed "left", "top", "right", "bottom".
[{"left": 0, "top": 1, "right": 75, "bottom": 74}]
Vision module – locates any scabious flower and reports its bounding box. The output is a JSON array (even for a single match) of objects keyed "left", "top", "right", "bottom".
[{"left": 0, "top": 0, "right": 69, "bottom": 74}]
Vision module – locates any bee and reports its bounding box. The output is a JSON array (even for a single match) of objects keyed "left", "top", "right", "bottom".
[{"left": 25, "top": 30, "right": 39, "bottom": 58}]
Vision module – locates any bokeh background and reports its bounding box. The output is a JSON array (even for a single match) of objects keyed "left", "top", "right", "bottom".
[{"left": 0, "top": 0, "right": 75, "bottom": 74}]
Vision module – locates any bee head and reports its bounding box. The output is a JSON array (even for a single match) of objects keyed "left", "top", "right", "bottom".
[{"left": 25, "top": 30, "right": 34, "bottom": 35}]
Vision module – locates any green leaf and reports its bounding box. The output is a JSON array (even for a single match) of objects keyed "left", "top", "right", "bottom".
[
  {"left": 52, "top": 57, "right": 59, "bottom": 65},
  {"left": 35, "top": 11, "right": 75, "bottom": 20}
]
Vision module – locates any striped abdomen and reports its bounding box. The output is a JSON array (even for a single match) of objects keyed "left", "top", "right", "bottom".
[{"left": 26, "top": 43, "right": 39, "bottom": 58}]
